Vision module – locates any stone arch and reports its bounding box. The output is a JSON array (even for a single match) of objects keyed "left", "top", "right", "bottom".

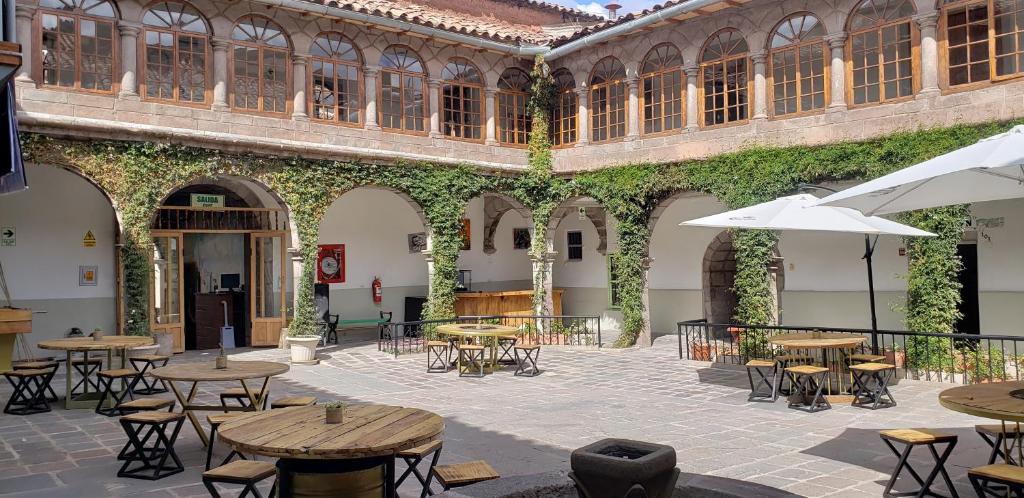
[
  {"left": 469, "top": 192, "right": 531, "bottom": 255},
  {"left": 702, "top": 231, "right": 785, "bottom": 331},
  {"left": 331, "top": 184, "right": 429, "bottom": 233},
  {"left": 547, "top": 196, "right": 609, "bottom": 255}
]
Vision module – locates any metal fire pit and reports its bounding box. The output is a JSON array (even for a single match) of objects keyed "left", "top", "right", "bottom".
[{"left": 569, "top": 438, "right": 679, "bottom": 498}]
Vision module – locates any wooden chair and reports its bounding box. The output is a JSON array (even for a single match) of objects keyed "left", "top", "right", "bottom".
[
  {"left": 206, "top": 413, "right": 247, "bottom": 471},
  {"left": 128, "top": 354, "right": 170, "bottom": 395},
  {"left": 848, "top": 353, "right": 886, "bottom": 364},
  {"left": 744, "top": 359, "right": 778, "bottom": 402},
  {"left": 3, "top": 368, "right": 56, "bottom": 415},
  {"left": 457, "top": 344, "right": 485, "bottom": 378},
  {"left": 270, "top": 396, "right": 317, "bottom": 409},
  {"left": 95, "top": 368, "right": 143, "bottom": 416},
  {"left": 220, "top": 386, "right": 268, "bottom": 410},
  {"left": 117, "top": 411, "right": 186, "bottom": 480},
  {"left": 849, "top": 362, "right": 896, "bottom": 410},
  {"left": 879, "top": 429, "right": 959, "bottom": 498},
  {"left": 203, "top": 460, "right": 277, "bottom": 498},
  {"left": 513, "top": 345, "right": 540, "bottom": 377},
  {"left": 118, "top": 398, "right": 175, "bottom": 415},
  {"left": 426, "top": 341, "right": 452, "bottom": 373},
  {"left": 70, "top": 354, "right": 104, "bottom": 395},
  {"left": 773, "top": 354, "right": 814, "bottom": 395},
  {"left": 396, "top": 440, "right": 442, "bottom": 498},
  {"left": 969, "top": 463, "right": 1024, "bottom": 497},
  {"left": 496, "top": 335, "right": 518, "bottom": 365},
  {"left": 13, "top": 360, "right": 59, "bottom": 401},
  {"left": 977, "top": 424, "right": 1021, "bottom": 465},
  {"left": 784, "top": 365, "right": 831, "bottom": 413},
  {"left": 431, "top": 460, "right": 499, "bottom": 492}
]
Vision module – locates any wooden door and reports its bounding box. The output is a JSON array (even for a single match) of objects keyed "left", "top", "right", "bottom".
[
  {"left": 250, "top": 232, "right": 286, "bottom": 346},
  {"left": 151, "top": 232, "right": 185, "bottom": 353}
]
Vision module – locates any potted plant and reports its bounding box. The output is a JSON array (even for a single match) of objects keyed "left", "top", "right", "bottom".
[
  {"left": 885, "top": 344, "right": 906, "bottom": 368},
  {"left": 325, "top": 401, "right": 344, "bottom": 424},
  {"left": 287, "top": 325, "right": 320, "bottom": 365},
  {"left": 152, "top": 330, "right": 174, "bottom": 356}
]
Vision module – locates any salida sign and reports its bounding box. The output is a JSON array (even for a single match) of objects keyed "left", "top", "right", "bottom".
[{"left": 190, "top": 193, "right": 225, "bottom": 208}]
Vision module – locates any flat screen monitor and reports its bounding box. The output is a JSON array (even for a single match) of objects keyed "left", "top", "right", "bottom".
[{"left": 220, "top": 273, "right": 240, "bottom": 290}]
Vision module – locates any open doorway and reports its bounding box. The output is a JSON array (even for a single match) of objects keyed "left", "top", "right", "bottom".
[
  {"left": 954, "top": 242, "right": 980, "bottom": 335},
  {"left": 151, "top": 180, "right": 290, "bottom": 352}
]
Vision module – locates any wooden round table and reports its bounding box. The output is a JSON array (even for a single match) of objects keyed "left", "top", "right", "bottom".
[
  {"left": 150, "top": 360, "right": 289, "bottom": 446},
  {"left": 38, "top": 336, "right": 155, "bottom": 409},
  {"left": 436, "top": 323, "right": 519, "bottom": 370},
  {"left": 768, "top": 332, "right": 868, "bottom": 395},
  {"left": 940, "top": 382, "right": 1024, "bottom": 465},
  {"left": 219, "top": 404, "right": 444, "bottom": 497}
]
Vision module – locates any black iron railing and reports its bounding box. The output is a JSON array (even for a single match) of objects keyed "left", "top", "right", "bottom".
[
  {"left": 678, "top": 320, "right": 1024, "bottom": 384},
  {"left": 380, "top": 315, "right": 602, "bottom": 357}
]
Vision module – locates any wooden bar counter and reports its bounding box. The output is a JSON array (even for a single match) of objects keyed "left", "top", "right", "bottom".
[{"left": 455, "top": 289, "right": 563, "bottom": 316}]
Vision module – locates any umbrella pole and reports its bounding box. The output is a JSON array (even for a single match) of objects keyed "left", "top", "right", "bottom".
[{"left": 864, "top": 235, "right": 880, "bottom": 354}]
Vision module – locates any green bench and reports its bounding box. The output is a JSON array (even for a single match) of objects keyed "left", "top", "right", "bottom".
[{"left": 325, "top": 312, "right": 393, "bottom": 344}]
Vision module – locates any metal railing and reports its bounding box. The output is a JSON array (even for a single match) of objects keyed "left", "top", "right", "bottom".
[
  {"left": 380, "top": 315, "right": 602, "bottom": 357},
  {"left": 678, "top": 320, "right": 1024, "bottom": 384}
]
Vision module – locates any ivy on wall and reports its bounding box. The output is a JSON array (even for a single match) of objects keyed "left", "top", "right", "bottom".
[{"left": 19, "top": 114, "right": 1023, "bottom": 347}]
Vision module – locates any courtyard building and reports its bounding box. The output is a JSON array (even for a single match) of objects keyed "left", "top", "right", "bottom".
[{"left": 1, "top": 0, "right": 1024, "bottom": 355}]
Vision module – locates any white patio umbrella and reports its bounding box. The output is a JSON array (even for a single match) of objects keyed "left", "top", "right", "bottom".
[
  {"left": 814, "top": 125, "right": 1024, "bottom": 215},
  {"left": 680, "top": 194, "right": 935, "bottom": 351}
]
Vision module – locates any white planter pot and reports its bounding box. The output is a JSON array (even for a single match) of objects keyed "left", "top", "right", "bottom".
[
  {"left": 288, "top": 336, "right": 320, "bottom": 365},
  {"left": 153, "top": 332, "right": 174, "bottom": 356},
  {"left": 128, "top": 344, "right": 160, "bottom": 358}
]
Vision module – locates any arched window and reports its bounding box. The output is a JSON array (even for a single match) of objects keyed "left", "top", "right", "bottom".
[
  {"left": 141, "top": 1, "right": 209, "bottom": 104},
  {"left": 941, "top": 0, "right": 1024, "bottom": 87},
  {"left": 231, "top": 15, "right": 291, "bottom": 113},
  {"left": 497, "top": 67, "right": 531, "bottom": 146},
  {"left": 700, "top": 29, "right": 750, "bottom": 126},
  {"left": 309, "top": 32, "right": 361, "bottom": 125},
  {"left": 640, "top": 44, "right": 683, "bottom": 135},
  {"left": 39, "top": 0, "right": 118, "bottom": 92},
  {"left": 769, "top": 13, "right": 827, "bottom": 117},
  {"left": 551, "top": 68, "right": 577, "bottom": 147},
  {"left": 589, "top": 56, "right": 627, "bottom": 142},
  {"left": 379, "top": 46, "right": 426, "bottom": 133},
  {"left": 441, "top": 58, "right": 484, "bottom": 141},
  {"left": 847, "top": 0, "right": 917, "bottom": 105}
]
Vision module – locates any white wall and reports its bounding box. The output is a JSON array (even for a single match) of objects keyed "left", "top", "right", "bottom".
[
  {"left": 318, "top": 188, "right": 428, "bottom": 321},
  {"left": 457, "top": 196, "right": 532, "bottom": 291},
  {"left": 551, "top": 210, "right": 621, "bottom": 333},
  {"left": 972, "top": 198, "right": 1024, "bottom": 334},
  {"left": 0, "top": 163, "right": 117, "bottom": 354}
]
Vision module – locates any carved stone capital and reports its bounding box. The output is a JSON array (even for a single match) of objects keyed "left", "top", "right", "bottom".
[
  {"left": 824, "top": 33, "right": 848, "bottom": 49},
  {"left": 211, "top": 38, "right": 231, "bottom": 51},
  {"left": 913, "top": 12, "right": 940, "bottom": 30},
  {"left": 749, "top": 50, "right": 767, "bottom": 65},
  {"left": 117, "top": 22, "right": 142, "bottom": 37},
  {"left": 15, "top": 5, "right": 37, "bottom": 20},
  {"left": 682, "top": 64, "right": 700, "bottom": 78},
  {"left": 363, "top": 65, "right": 381, "bottom": 76},
  {"left": 291, "top": 54, "right": 310, "bottom": 66}
]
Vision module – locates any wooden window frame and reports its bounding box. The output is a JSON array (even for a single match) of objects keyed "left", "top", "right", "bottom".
[
  {"left": 566, "top": 230, "right": 583, "bottom": 261},
  {"left": 551, "top": 89, "right": 578, "bottom": 149},
  {"left": 377, "top": 46, "right": 427, "bottom": 136},
  {"left": 139, "top": 1, "right": 211, "bottom": 107},
  {"left": 767, "top": 14, "right": 829, "bottom": 119},
  {"left": 36, "top": 6, "right": 120, "bottom": 95},
  {"left": 229, "top": 16, "right": 292, "bottom": 116},
  {"left": 440, "top": 59, "right": 485, "bottom": 143},
  {"left": 639, "top": 44, "right": 685, "bottom": 137},
  {"left": 845, "top": 19, "right": 920, "bottom": 108},
  {"left": 938, "top": 0, "right": 1024, "bottom": 92},
  {"left": 308, "top": 33, "right": 363, "bottom": 128},
  {"left": 496, "top": 68, "right": 531, "bottom": 148},
  {"left": 589, "top": 57, "right": 628, "bottom": 144}
]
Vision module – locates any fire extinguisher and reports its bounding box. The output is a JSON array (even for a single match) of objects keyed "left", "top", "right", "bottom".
[{"left": 372, "top": 277, "right": 383, "bottom": 305}]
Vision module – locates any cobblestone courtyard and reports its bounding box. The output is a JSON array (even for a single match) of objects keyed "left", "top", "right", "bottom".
[{"left": 0, "top": 333, "right": 999, "bottom": 497}]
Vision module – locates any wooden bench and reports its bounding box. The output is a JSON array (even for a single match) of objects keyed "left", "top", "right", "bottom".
[
  {"left": 95, "top": 368, "right": 143, "bottom": 416},
  {"left": 744, "top": 359, "right": 778, "bottom": 401},
  {"left": 118, "top": 398, "right": 175, "bottom": 414},
  {"left": 849, "top": 362, "right": 896, "bottom": 410},
  {"left": 3, "top": 368, "right": 56, "bottom": 415},
  {"left": 432, "top": 460, "right": 499, "bottom": 492},
  {"left": 977, "top": 424, "right": 1022, "bottom": 465},
  {"left": 784, "top": 365, "right": 831, "bottom": 412},
  {"left": 206, "top": 413, "right": 247, "bottom": 471},
  {"left": 270, "top": 396, "right": 317, "bottom": 409},
  {"left": 203, "top": 460, "right": 277, "bottom": 497},
  {"left": 117, "top": 411, "right": 186, "bottom": 480},
  {"left": 13, "top": 361, "right": 59, "bottom": 401},
  {"left": 848, "top": 353, "right": 886, "bottom": 364},
  {"left": 879, "top": 429, "right": 958, "bottom": 498},
  {"left": 457, "top": 344, "right": 486, "bottom": 378},
  {"left": 397, "top": 440, "right": 443, "bottom": 497},
  {"left": 969, "top": 463, "right": 1024, "bottom": 496}
]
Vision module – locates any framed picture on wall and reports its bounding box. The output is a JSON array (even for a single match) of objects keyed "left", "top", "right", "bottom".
[
  {"left": 317, "top": 244, "right": 346, "bottom": 284},
  {"left": 79, "top": 266, "right": 98, "bottom": 286},
  {"left": 513, "top": 228, "right": 531, "bottom": 250},
  {"left": 408, "top": 232, "right": 427, "bottom": 253},
  {"left": 459, "top": 219, "right": 471, "bottom": 251}
]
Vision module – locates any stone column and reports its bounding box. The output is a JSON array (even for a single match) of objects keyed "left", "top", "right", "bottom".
[
  {"left": 915, "top": 12, "right": 941, "bottom": 96},
  {"left": 637, "top": 257, "right": 654, "bottom": 348},
  {"left": 824, "top": 34, "right": 847, "bottom": 110},
  {"left": 626, "top": 76, "right": 640, "bottom": 140},
  {"left": 117, "top": 22, "right": 141, "bottom": 99},
  {"left": 484, "top": 87, "right": 497, "bottom": 145},
  {"left": 363, "top": 65, "right": 380, "bottom": 130},
  {"left": 14, "top": 6, "right": 35, "bottom": 84},
  {"left": 750, "top": 50, "right": 768, "bottom": 120},
  {"left": 211, "top": 38, "right": 230, "bottom": 111},
  {"left": 683, "top": 64, "right": 699, "bottom": 130},
  {"left": 427, "top": 78, "right": 442, "bottom": 138},
  {"left": 575, "top": 87, "right": 589, "bottom": 145},
  {"left": 531, "top": 252, "right": 556, "bottom": 320},
  {"left": 291, "top": 54, "right": 309, "bottom": 120}
]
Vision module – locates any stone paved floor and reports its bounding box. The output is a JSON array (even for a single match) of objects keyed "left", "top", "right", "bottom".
[{"left": 0, "top": 332, "right": 1001, "bottom": 497}]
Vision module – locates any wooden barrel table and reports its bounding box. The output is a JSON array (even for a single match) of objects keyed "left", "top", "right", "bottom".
[{"left": 219, "top": 404, "right": 444, "bottom": 497}]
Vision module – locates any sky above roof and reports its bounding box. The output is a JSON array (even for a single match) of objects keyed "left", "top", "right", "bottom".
[{"left": 549, "top": 0, "right": 662, "bottom": 18}]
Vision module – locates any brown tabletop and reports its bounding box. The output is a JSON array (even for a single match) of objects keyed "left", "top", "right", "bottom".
[
  {"left": 939, "top": 381, "right": 1024, "bottom": 422},
  {"left": 768, "top": 332, "right": 867, "bottom": 349},
  {"left": 150, "top": 360, "right": 290, "bottom": 447},
  {"left": 218, "top": 404, "right": 444, "bottom": 459},
  {"left": 150, "top": 360, "right": 289, "bottom": 382},
  {"left": 38, "top": 336, "right": 154, "bottom": 409}
]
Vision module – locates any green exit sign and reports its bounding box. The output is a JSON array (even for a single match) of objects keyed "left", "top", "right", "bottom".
[{"left": 190, "top": 194, "right": 225, "bottom": 208}]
